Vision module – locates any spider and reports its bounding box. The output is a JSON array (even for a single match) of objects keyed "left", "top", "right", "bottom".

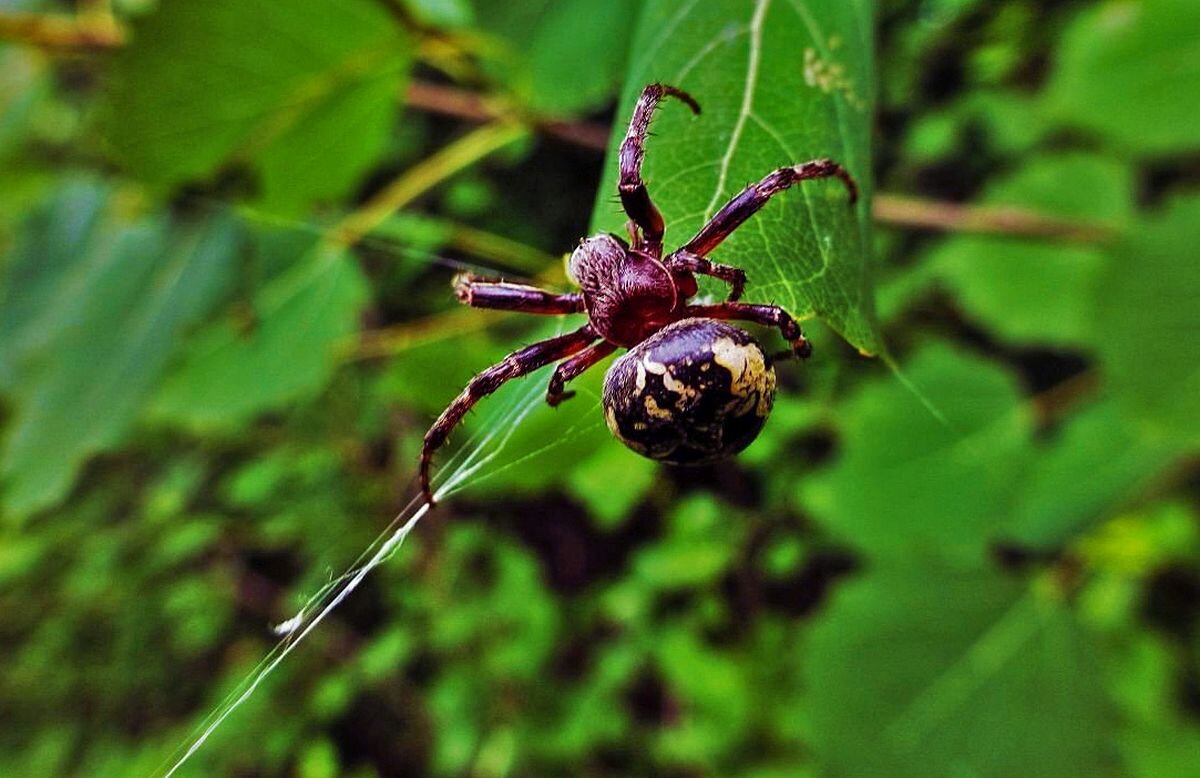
[{"left": 419, "top": 83, "right": 857, "bottom": 505}]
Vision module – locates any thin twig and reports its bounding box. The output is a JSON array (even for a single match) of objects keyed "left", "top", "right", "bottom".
[
  {"left": 405, "top": 81, "right": 609, "bottom": 150},
  {"left": 350, "top": 308, "right": 503, "bottom": 362},
  {"left": 1029, "top": 369, "right": 1101, "bottom": 426},
  {"left": 873, "top": 194, "right": 1117, "bottom": 244}
]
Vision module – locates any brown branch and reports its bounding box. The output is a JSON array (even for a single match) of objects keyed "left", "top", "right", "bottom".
[
  {"left": 873, "top": 194, "right": 1117, "bottom": 244},
  {"left": 405, "top": 81, "right": 609, "bottom": 150}
]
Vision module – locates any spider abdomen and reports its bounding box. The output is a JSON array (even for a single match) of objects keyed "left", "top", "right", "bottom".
[{"left": 602, "top": 318, "right": 776, "bottom": 464}]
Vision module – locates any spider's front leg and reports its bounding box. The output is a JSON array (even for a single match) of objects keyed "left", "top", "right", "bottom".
[
  {"left": 680, "top": 159, "right": 858, "bottom": 258},
  {"left": 618, "top": 83, "right": 700, "bottom": 255},
  {"left": 545, "top": 340, "right": 617, "bottom": 406},
  {"left": 419, "top": 324, "right": 597, "bottom": 504},
  {"left": 685, "top": 302, "right": 813, "bottom": 359},
  {"left": 454, "top": 273, "right": 584, "bottom": 314}
]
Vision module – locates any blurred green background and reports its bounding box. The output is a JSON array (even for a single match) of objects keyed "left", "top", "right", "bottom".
[{"left": 1, "top": 0, "right": 1198, "bottom": 775}]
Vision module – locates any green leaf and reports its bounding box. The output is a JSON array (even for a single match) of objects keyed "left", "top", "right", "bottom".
[
  {"left": 1044, "top": 0, "right": 1200, "bottom": 157},
  {"left": 1092, "top": 195, "right": 1200, "bottom": 447},
  {"left": 633, "top": 495, "right": 741, "bottom": 589},
  {"left": 148, "top": 243, "right": 368, "bottom": 431},
  {"left": 805, "top": 565, "right": 1117, "bottom": 777},
  {"left": 0, "top": 181, "right": 239, "bottom": 520},
  {"left": 593, "top": 0, "right": 880, "bottom": 355},
  {"left": 924, "top": 153, "right": 1132, "bottom": 348},
  {"left": 105, "top": 0, "right": 409, "bottom": 211},
  {"left": 801, "top": 342, "right": 1032, "bottom": 563},
  {"left": 474, "top": 0, "right": 638, "bottom": 115},
  {"left": 566, "top": 443, "right": 656, "bottom": 528},
  {"left": 401, "top": 0, "right": 475, "bottom": 28},
  {"left": 652, "top": 628, "right": 751, "bottom": 764},
  {"left": 1002, "top": 400, "right": 1183, "bottom": 550},
  {"left": 526, "top": 0, "right": 639, "bottom": 115},
  {"left": 0, "top": 48, "right": 47, "bottom": 163}
]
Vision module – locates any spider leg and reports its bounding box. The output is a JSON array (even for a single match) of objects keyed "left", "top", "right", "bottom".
[
  {"left": 454, "top": 273, "right": 584, "bottom": 314},
  {"left": 666, "top": 252, "right": 746, "bottom": 301},
  {"left": 419, "top": 324, "right": 597, "bottom": 504},
  {"left": 679, "top": 159, "right": 858, "bottom": 258},
  {"left": 684, "top": 302, "right": 813, "bottom": 359},
  {"left": 618, "top": 83, "right": 701, "bottom": 256},
  {"left": 545, "top": 340, "right": 618, "bottom": 406}
]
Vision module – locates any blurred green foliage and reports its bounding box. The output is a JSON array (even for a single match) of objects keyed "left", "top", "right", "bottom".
[{"left": 1, "top": 0, "right": 1198, "bottom": 776}]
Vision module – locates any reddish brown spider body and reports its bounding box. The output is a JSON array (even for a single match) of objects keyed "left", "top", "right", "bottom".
[{"left": 418, "top": 83, "right": 857, "bottom": 504}]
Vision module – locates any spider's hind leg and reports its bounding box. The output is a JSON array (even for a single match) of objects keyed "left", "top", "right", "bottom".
[
  {"left": 684, "top": 302, "right": 813, "bottom": 359},
  {"left": 420, "top": 325, "right": 597, "bottom": 504},
  {"left": 618, "top": 83, "right": 701, "bottom": 255}
]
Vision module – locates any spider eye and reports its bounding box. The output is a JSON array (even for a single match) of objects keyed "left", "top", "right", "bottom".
[{"left": 602, "top": 318, "right": 776, "bottom": 463}]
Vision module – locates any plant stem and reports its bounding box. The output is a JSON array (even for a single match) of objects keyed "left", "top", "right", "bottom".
[
  {"left": 0, "top": 10, "right": 123, "bottom": 49},
  {"left": 331, "top": 120, "right": 528, "bottom": 249}
]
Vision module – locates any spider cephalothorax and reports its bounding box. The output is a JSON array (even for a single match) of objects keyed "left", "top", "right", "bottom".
[{"left": 419, "top": 83, "right": 857, "bottom": 504}]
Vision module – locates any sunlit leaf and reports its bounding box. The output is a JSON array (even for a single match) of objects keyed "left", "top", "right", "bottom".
[{"left": 593, "top": 0, "right": 880, "bottom": 355}]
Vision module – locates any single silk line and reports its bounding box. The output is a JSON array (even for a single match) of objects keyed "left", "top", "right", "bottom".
[
  {"left": 160, "top": 500, "right": 430, "bottom": 778},
  {"left": 158, "top": 357, "right": 568, "bottom": 777}
]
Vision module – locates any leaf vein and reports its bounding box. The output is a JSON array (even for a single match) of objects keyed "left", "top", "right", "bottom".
[{"left": 701, "top": 0, "right": 770, "bottom": 222}]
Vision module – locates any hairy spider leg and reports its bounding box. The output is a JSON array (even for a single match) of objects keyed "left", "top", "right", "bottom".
[
  {"left": 618, "top": 83, "right": 700, "bottom": 256},
  {"left": 454, "top": 273, "right": 585, "bottom": 314},
  {"left": 546, "top": 340, "right": 618, "bottom": 406},
  {"left": 419, "top": 324, "right": 599, "bottom": 504},
  {"left": 685, "top": 302, "right": 813, "bottom": 359},
  {"left": 665, "top": 252, "right": 746, "bottom": 301},
  {"left": 678, "top": 159, "right": 859, "bottom": 258}
]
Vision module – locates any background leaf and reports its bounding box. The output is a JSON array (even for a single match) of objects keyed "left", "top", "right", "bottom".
[
  {"left": 1001, "top": 400, "right": 1182, "bottom": 550},
  {"left": 592, "top": 0, "right": 880, "bottom": 355},
  {"left": 923, "top": 154, "right": 1132, "bottom": 348},
  {"left": 0, "top": 181, "right": 239, "bottom": 520},
  {"left": 1044, "top": 0, "right": 1200, "bottom": 157},
  {"left": 801, "top": 342, "right": 1032, "bottom": 564},
  {"left": 1091, "top": 195, "right": 1200, "bottom": 447},
  {"left": 148, "top": 242, "right": 368, "bottom": 432},
  {"left": 105, "top": 0, "right": 409, "bottom": 212},
  {"left": 805, "top": 564, "right": 1117, "bottom": 778}
]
